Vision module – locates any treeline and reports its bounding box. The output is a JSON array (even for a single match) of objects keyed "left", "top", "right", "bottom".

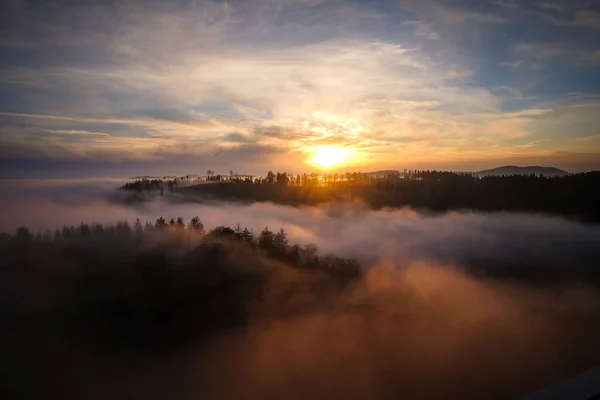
[
  {"left": 1, "top": 217, "right": 360, "bottom": 279},
  {"left": 0, "top": 218, "right": 360, "bottom": 370},
  {"left": 117, "top": 170, "right": 600, "bottom": 221},
  {"left": 174, "top": 170, "right": 600, "bottom": 223},
  {"left": 120, "top": 178, "right": 175, "bottom": 194}
]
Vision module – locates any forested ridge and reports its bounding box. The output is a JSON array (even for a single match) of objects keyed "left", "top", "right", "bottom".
[
  {"left": 121, "top": 170, "right": 600, "bottom": 222},
  {"left": 1, "top": 218, "right": 358, "bottom": 339}
]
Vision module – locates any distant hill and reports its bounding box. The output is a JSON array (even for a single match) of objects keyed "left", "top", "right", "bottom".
[{"left": 475, "top": 166, "right": 568, "bottom": 177}]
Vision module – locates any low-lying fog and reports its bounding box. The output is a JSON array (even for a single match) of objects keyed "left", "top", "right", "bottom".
[
  {"left": 2, "top": 178, "right": 600, "bottom": 399},
  {"left": 2, "top": 178, "right": 600, "bottom": 278}
]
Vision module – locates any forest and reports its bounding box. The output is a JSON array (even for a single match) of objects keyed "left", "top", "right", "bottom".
[
  {"left": 120, "top": 170, "right": 600, "bottom": 223},
  {"left": 1, "top": 217, "right": 362, "bottom": 397},
  {"left": 3, "top": 212, "right": 600, "bottom": 398},
  {"left": 1, "top": 216, "right": 361, "bottom": 339}
]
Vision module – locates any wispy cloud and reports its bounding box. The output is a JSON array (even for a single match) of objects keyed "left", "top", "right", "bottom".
[
  {"left": 570, "top": 134, "right": 600, "bottom": 142},
  {"left": 47, "top": 129, "right": 110, "bottom": 137},
  {"left": 404, "top": 20, "right": 440, "bottom": 40},
  {"left": 514, "top": 42, "right": 600, "bottom": 67},
  {"left": 492, "top": 0, "right": 520, "bottom": 10},
  {"left": 532, "top": 9, "right": 600, "bottom": 30},
  {"left": 499, "top": 60, "right": 524, "bottom": 69},
  {"left": 493, "top": 86, "right": 524, "bottom": 99},
  {"left": 538, "top": 2, "right": 562, "bottom": 12}
]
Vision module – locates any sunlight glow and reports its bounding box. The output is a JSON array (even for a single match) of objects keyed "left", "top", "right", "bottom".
[{"left": 310, "top": 146, "right": 353, "bottom": 169}]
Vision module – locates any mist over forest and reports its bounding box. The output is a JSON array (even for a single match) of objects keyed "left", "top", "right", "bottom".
[
  {"left": 3, "top": 0, "right": 600, "bottom": 397},
  {"left": 2, "top": 178, "right": 600, "bottom": 399}
]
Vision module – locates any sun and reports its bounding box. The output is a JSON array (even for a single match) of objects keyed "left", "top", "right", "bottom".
[{"left": 311, "top": 146, "right": 352, "bottom": 169}]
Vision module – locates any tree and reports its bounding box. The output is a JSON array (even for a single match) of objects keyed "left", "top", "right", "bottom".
[
  {"left": 176, "top": 217, "right": 185, "bottom": 230},
  {"left": 302, "top": 173, "right": 308, "bottom": 186},
  {"left": 276, "top": 172, "right": 289, "bottom": 186},
  {"left": 234, "top": 223, "right": 243, "bottom": 239},
  {"left": 78, "top": 223, "right": 91, "bottom": 238},
  {"left": 92, "top": 223, "right": 104, "bottom": 235},
  {"left": 304, "top": 244, "right": 318, "bottom": 261},
  {"left": 267, "top": 170, "right": 276, "bottom": 184},
  {"left": 288, "top": 244, "right": 300, "bottom": 266},
  {"left": 62, "top": 225, "right": 75, "bottom": 240},
  {"left": 13, "top": 227, "right": 32, "bottom": 244},
  {"left": 258, "top": 227, "right": 274, "bottom": 250},
  {"left": 155, "top": 217, "right": 168, "bottom": 230},
  {"left": 134, "top": 218, "right": 143, "bottom": 237},
  {"left": 144, "top": 221, "right": 153, "bottom": 233},
  {"left": 115, "top": 221, "right": 132, "bottom": 237},
  {"left": 241, "top": 227, "right": 254, "bottom": 246},
  {"left": 188, "top": 216, "right": 204, "bottom": 234},
  {"left": 273, "top": 228, "right": 289, "bottom": 251},
  {"left": 208, "top": 226, "right": 236, "bottom": 238},
  {"left": 272, "top": 228, "right": 289, "bottom": 259}
]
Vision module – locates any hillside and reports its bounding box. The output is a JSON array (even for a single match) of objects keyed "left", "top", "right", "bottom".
[{"left": 475, "top": 166, "right": 568, "bottom": 177}]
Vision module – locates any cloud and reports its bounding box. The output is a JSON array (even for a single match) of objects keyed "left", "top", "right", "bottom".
[
  {"left": 571, "top": 134, "right": 600, "bottom": 143},
  {"left": 222, "top": 132, "right": 254, "bottom": 143},
  {"left": 404, "top": 20, "right": 440, "bottom": 40},
  {"left": 398, "top": 0, "right": 507, "bottom": 25},
  {"left": 0, "top": 0, "right": 599, "bottom": 176},
  {"left": 500, "top": 59, "right": 524, "bottom": 68},
  {"left": 570, "top": 11, "right": 600, "bottom": 30},
  {"left": 492, "top": 0, "right": 520, "bottom": 9},
  {"left": 47, "top": 129, "right": 110, "bottom": 137},
  {"left": 529, "top": 6, "right": 600, "bottom": 30},
  {"left": 514, "top": 42, "right": 600, "bottom": 67},
  {"left": 538, "top": 2, "right": 563, "bottom": 12},
  {"left": 0, "top": 134, "right": 298, "bottom": 178},
  {"left": 492, "top": 86, "right": 524, "bottom": 99},
  {"left": 3, "top": 36, "right": 528, "bottom": 168}
]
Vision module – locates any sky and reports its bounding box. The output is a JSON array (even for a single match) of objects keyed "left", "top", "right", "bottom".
[{"left": 1, "top": 0, "right": 600, "bottom": 178}]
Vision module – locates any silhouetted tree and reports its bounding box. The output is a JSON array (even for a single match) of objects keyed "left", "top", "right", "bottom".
[
  {"left": 134, "top": 218, "right": 143, "bottom": 238},
  {"left": 276, "top": 172, "right": 289, "bottom": 186},
  {"left": 188, "top": 216, "right": 205, "bottom": 234},
  {"left": 208, "top": 226, "right": 236, "bottom": 239},
  {"left": 241, "top": 227, "right": 254, "bottom": 246},
  {"left": 272, "top": 228, "right": 289, "bottom": 259},
  {"left": 13, "top": 227, "right": 32, "bottom": 245},
  {"left": 258, "top": 227, "right": 274, "bottom": 250},
  {"left": 155, "top": 217, "right": 168, "bottom": 230}
]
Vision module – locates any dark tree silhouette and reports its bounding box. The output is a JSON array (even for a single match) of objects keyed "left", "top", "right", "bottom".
[
  {"left": 188, "top": 216, "right": 205, "bottom": 234},
  {"left": 155, "top": 217, "right": 168, "bottom": 230},
  {"left": 258, "top": 227, "right": 274, "bottom": 251}
]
